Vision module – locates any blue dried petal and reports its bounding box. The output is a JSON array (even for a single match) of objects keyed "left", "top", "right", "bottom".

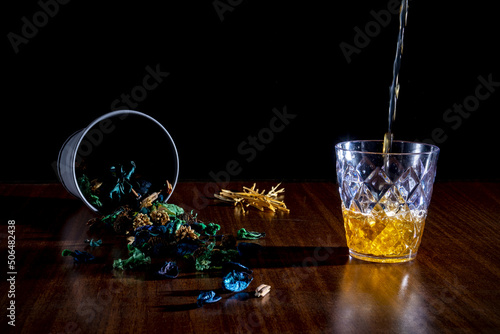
[
  {"left": 197, "top": 291, "right": 222, "bottom": 307},
  {"left": 89, "top": 239, "right": 102, "bottom": 247},
  {"left": 223, "top": 262, "right": 253, "bottom": 275},
  {"left": 165, "top": 221, "right": 175, "bottom": 235},
  {"left": 139, "top": 207, "right": 150, "bottom": 215},
  {"left": 108, "top": 161, "right": 136, "bottom": 202},
  {"left": 62, "top": 249, "right": 95, "bottom": 264},
  {"left": 176, "top": 242, "right": 199, "bottom": 256},
  {"left": 222, "top": 270, "right": 253, "bottom": 292},
  {"left": 132, "top": 230, "right": 150, "bottom": 247},
  {"left": 156, "top": 225, "right": 168, "bottom": 235},
  {"left": 158, "top": 261, "right": 179, "bottom": 278},
  {"left": 74, "top": 250, "right": 95, "bottom": 263},
  {"left": 132, "top": 225, "right": 168, "bottom": 247},
  {"left": 137, "top": 179, "right": 152, "bottom": 196}
]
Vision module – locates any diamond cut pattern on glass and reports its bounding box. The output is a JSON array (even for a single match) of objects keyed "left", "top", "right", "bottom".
[
  {"left": 355, "top": 156, "right": 376, "bottom": 181},
  {"left": 382, "top": 156, "right": 404, "bottom": 181},
  {"left": 338, "top": 158, "right": 435, "bottom": 218},
  {"left": 364, "top": 167, "right": 392, "bottom": 200},
  {"left": 352, "top": 183, "right": 377, "bottom": 213},
  {"left": 379, "top": 186, "right": 405, "bottom": 213},
  {"left": 395, "top": 167, "right": 419, "bottom": 201}
]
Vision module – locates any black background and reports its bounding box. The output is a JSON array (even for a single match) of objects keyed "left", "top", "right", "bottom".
[{"left": 2, "top": 1, "right": 499, "bottom": 182}]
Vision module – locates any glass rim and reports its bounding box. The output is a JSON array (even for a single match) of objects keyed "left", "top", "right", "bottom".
[{"left": 335, "top": 140, "right": 440, "bottom": 156}]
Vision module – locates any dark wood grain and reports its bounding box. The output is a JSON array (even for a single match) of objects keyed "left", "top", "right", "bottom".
[{"left": 1, "top": 182, "right": 500, "bottom": 333}]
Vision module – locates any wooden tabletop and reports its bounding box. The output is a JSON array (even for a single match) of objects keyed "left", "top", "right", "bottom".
[{"left": 1, "top": 182, "right": 500, "bottom": 333}]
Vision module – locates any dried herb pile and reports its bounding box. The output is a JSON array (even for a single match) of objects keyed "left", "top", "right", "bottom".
[
  {"left": 64, "top": 175, "right": 283, "bottom": 304},
  {"left": 77, "top": 160, "right": 169, "bottom": 213},
  {"left": 86, "top": 198, "right": 259, "bottom": 273}
]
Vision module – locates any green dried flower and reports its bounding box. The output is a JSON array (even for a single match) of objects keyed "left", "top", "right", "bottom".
[
  {"left": 77, "top": 175, "right": 102, "bottom": 208},
  {"left": 113, "top": 246, "right": 151, "bottom": 270}
]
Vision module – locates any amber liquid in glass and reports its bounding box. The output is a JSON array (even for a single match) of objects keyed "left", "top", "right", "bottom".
[{"left": 342, "top": 203, "right": 426, "bottom": 263}]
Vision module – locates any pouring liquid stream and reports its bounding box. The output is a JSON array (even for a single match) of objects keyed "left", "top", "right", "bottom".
[{"left": 383, "top": 0, "right": 409, "bottom": 155}]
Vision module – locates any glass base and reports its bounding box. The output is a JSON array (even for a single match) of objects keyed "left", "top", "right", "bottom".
[{"left": 349, "top": 249, "right": 417, "bottom": 263}]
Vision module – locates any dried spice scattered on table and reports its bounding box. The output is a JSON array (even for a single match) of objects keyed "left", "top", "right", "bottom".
[
  {"left": 237, "top": 228, "right": 266, "bottom": 240},
  {"left": 223, "top": 262, "right": 253, "bottom": 275},
  {"left": 140, "top": 192, "right": 159, "bottom": 209},
  {"left": 76, "top": 178, "right": 274, "bottom": 302},
  {"left": 193, "top": 242, "right": 215, "bottom": 271},
  {"left": 87, "top": 199, "right": 246, "bottom": 273},
  {"left": 133, "top": 212, "right": 152, "bottom": 230},
  {"left": 78, "top": 175, "right": 103, "bottom": 208},
  {"left": 214, "top": 183, "right": 289, "bottom": 213},
  {"left": 203, "top": 222, "right": 221, "bottom": 236},
  {"left": 77, "top": 161, "right": 173, "bottom": 213},
  {"left": 113, "top": 207, "right": 134, "bottom": 234},
  {"left": 197, "top": 291, "right": 222, "bottom": 307},
  {"left": 62, "top": 249, "right": 95, "bottom": 263},
  {"left": 222, "top": 269, "right": 254, "bottom": 292},
  {"left": 175, "top": 225, "right": 199, "bottom": 242},
  {"left": 158, "top": 261, "right": 179, "bottom": 278},
  {"left": 150, "top": 205, "right": 171, "bottom": 225},
  {"left": 113, "top": 245, "right": 151, "bottom": 270},
  {"left": 108, "top": 161, "right": 138, "bottom": 203},
  {"left": 85, "top": 239, "right": 102, "bottom": 247},
  {"left": 255, "top": 284, "right": 271, "bottom": 297}
]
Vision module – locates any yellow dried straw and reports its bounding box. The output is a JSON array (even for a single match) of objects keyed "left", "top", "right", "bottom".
[{"left": 214, "top": 183, "right": 289, "bottom": 213}]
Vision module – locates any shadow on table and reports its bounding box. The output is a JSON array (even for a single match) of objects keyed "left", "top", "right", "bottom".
[
  {"left": 153, "top": 246, "right": 349, "bottom": 312},
  {"left": 242, "top": 245, "right": 350, "bottom": 269}
]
